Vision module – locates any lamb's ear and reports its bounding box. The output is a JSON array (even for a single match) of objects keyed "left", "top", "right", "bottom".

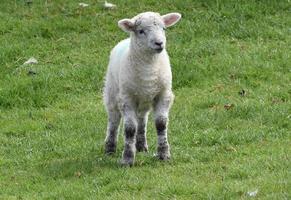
[
  {"left": 118, "top": 19, "right": 135, "bottom": 32},
  {"left": 162, "top": 13, "right": 181, "bottom": 28}
]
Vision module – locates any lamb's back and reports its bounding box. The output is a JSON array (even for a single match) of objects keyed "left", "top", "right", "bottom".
[{"left": 107, "top": 38, "right": 130, "bottom": 81}]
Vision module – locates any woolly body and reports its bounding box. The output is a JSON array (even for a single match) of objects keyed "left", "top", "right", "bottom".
[
  {"left": 103, "top": 12, "right": 181, "bottom": 166},
  {"left": 104, "top": 38, "right": 172, "bottom": 112}
]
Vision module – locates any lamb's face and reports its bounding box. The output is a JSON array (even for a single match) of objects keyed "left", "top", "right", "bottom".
[
  {"left": 118, "top": 12, "right": 181, "bottom": 54},
  {"left": 133, "top": 13, "right": 166, "bottom": 53}
]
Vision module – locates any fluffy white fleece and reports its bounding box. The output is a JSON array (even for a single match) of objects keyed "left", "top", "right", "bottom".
[{"left": 103, "top": 11, "right": 181, "bottom": 166}]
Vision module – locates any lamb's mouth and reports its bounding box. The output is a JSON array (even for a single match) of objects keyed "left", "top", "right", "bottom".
[{"left": 154, "top": 48, "right": 163, "bottom": 53}]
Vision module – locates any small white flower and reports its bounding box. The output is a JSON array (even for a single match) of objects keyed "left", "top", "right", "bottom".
[
  {"left": 247, "top": 189, "right": 258, "bottom": 197},
  {"left": 24, "top": 57, "right": 38, "bottom": 65},
  {"left": 104, "top": 1, "right": 116, "bottom": 9},
  {"left": 79, "top": 3, "right": 89, "bottom": 7}
]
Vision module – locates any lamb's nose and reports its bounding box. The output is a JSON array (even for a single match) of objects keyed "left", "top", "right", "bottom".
[{"left": 155, "top": 41, "right": 163, "bottom": 47}]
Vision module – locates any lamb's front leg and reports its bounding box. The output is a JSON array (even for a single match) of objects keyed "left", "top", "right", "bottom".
[
  {"left": 153, "top": 91, "right": 174, "bottom": 160},
  {"left": 121, "top": 102, "right": 138, "bottom": 166}
]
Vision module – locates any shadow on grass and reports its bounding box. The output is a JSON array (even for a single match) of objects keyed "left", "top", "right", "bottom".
[
  {"left": 38, "top": 148, "right": 117, "bottom": 179},
  {"left": 38, "top": 147, "right": 170, "bottom": 179}
]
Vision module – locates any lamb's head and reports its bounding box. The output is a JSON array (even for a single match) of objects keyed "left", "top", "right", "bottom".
[{"left": 118, "top": 12, "right": 181, "bottom": 54}]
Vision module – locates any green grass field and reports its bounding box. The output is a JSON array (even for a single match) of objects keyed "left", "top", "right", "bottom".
[{"left": 0, "top": 0, "right": 290, "bottom": 199}]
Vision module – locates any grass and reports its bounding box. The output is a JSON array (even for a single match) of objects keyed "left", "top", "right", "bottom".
[{"left": 0, "top": 0, "right": 290, "bottom": 199}]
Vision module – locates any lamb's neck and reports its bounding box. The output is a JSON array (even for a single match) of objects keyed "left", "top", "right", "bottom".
[{"left": 129, "top": 44, "right": 161, "bottom": 67}]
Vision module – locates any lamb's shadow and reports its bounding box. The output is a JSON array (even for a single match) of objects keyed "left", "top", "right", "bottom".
[
  {"left": 38, "top": 147, "right": 166, "bottom": 179},
  {"left": 38, "top": 148, "right": 116, "bottom": 179}
]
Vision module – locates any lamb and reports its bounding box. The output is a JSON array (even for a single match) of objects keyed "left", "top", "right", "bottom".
[{"left": 103, "top": 11, "right": 181, "bottom": 166}]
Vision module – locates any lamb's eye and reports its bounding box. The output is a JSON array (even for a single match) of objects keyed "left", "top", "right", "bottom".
[
  {"left": 163, "top": 27, "right": 166, "bottom": 31},
  {"left": 139, "top": 29, "right": 145, "bottom": 35}
]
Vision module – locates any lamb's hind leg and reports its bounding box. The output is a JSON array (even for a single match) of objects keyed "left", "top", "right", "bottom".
[
  {"left": 136, "top": 111, "right": 149, "bottom": 152},
  {"left": 105, "top": 109, "right": 121, "bottom": 154}
]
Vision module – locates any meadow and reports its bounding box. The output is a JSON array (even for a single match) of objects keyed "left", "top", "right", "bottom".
[{"left": 0, "top": 0, "right": 290, "bottom": 199}]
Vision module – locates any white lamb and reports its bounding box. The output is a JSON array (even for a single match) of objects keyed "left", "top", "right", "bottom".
[{"left": 103, "top": 11, "right": 181, "bottom": 166}]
